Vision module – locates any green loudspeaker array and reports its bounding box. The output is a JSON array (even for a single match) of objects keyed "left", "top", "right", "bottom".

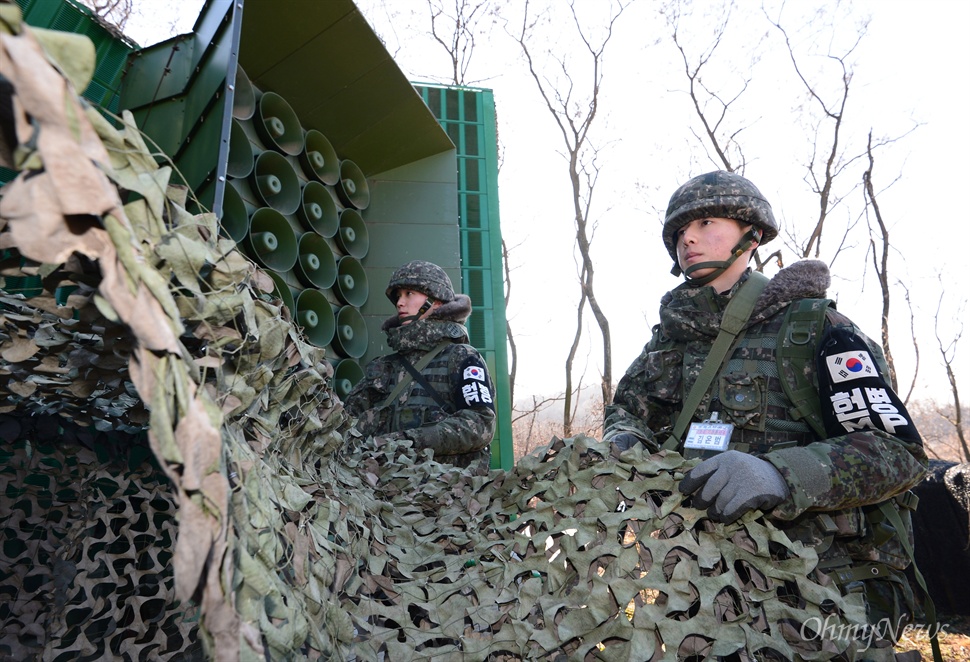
[
  {"left": 231, "top": 64, "right": 256, "bottom": 121},
  {"left": 332, "top": 304, "right": 368, "bottom": 359},
  {"left": 336, "top": 208, "right": 369, "bottom": 259},
  {"left": 221, "top": 67, "right": 369, "bottom": 381},
  {"left": 300, "top": 130, "right": 339, "bottom": 186},
  {"left": 251, "top": 150, "right": 301, "bottom": 215},
  {"left": 295, "top": 234, "right": 337, "bottom": 290},
  {"left": 265, "top": 270, "right": 295, "bottom": 314},
  {"left": 336, "top": 159, "right": 370, "bottom": 210},
  {"left": 298, "top": 181, "right": 339, "bottom": 238},
  {"left": 331, "top": 358, "right": 365, "bottom": 401},
  {"left": 244, "top": 207, "right": 298, "bottom": 272},
  {"left": 293, "top": 288, "right": 336, "bottom": 348},
  {"left": 220, "top": 181, "right": 250, "bottom": 243},
  {"left": 334, "top": 256, "right": 368, "bottom": 308},
  {"left": 254, "top": 91, "right": 303, "bottom": 156},
  {"left": 227, "top": 119, "right": 254, "bottom": 179}
]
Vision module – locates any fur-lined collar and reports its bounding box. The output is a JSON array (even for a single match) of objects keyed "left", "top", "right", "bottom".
[
  {"left": 381, "top": 293, "right": 473, "bottom": 332},
  {"left": 755, "top": 259, "right": 830, "bottom": 311}
]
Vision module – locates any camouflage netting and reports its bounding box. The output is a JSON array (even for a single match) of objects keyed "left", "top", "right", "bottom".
[{"left": 0, "top": 9, "right": 879, "bottom": 660}]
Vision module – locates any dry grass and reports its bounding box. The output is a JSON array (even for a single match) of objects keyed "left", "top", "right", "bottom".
[{"left": 896, "top": 613, "right": 970, "bottom": 661}]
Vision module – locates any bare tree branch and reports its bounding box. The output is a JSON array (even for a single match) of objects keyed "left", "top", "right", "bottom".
[
  {"left": 426, "top": 0, "right": 494, "bottom": 85},
  {"left": 899, "top": 282, "right": 920, "bottom": 406},
  {"left": 934, "top": 283, "right": 968, "bottom": 462},
  {"left": 765, "top": 6, "right": 868, "bottom": 261},
  {"left": 666, "top": 1, "right": 754, "bottom": 172}
]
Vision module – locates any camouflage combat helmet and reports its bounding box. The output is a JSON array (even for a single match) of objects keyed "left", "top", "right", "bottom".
[
  {"left": 385, "top": 260, "right": 455, "bottom": 304},
  {"left": 662, "top": 170, "right": 778, "bottom": 283}
]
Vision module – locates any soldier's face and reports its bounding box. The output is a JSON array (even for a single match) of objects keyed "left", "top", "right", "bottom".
[
  {"left": 676, "top": 217, "right": 753, "bottom": 282},
  {"left": 396, "top": 289, "right": 441, "bottom": 324}
]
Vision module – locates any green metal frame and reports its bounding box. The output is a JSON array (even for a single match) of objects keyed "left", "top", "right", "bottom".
[{"left": 413, "top": 84, "right": 513, "bottom": 470}]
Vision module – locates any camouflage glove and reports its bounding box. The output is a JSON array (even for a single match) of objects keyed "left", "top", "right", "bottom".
[
  {"left": 679, "top": 450, "right": 790, "bottom": 523},
  {"left": 610, "top": 432, "right": 643, "bottom": 451}
]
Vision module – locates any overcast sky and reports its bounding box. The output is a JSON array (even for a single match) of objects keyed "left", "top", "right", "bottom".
[{"left": 122, "top": 0, "right": 970, "bottom": 408}]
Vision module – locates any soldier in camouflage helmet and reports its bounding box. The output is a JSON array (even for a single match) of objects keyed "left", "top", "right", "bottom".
[
  {"left": 343, "top": 260, "right": 496, "bottom": 470},
  {"left": 604, "top": 171, "right": 928, "bottom": 655}
]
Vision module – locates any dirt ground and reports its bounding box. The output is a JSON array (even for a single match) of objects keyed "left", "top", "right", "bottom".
[{"left": 896, "top": 613, "right": 970, "bottom": 661}]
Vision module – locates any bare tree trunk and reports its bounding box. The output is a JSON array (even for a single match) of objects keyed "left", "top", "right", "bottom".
[
  {"left": 502, "top": 238, "right": 517, "bottom": 406},
  {"left": 934, "top": 290, "right": 969, "bottom": 462},
  {"left": 511, "top": 0, "right": 626, "bottom": 425},
  {"left": 862, "top": 131, "right": 897, "bottom": 390}
]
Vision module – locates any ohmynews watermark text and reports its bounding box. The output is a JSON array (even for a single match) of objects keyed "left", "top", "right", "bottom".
[{"left": 801, "top": 615, "right": 949, "bottom": 652}]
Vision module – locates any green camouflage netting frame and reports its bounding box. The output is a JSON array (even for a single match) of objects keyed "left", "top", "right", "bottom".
[{"left": 0, "top": 9, "right": 884, "bottom": 660}]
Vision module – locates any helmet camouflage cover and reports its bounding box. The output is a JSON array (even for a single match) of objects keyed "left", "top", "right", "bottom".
[
  {"left": 662, "top": 170, "right": 778, "bottom": 260},
  {"left": 385, "top": 260, "right": 456, "bottom": 303}
]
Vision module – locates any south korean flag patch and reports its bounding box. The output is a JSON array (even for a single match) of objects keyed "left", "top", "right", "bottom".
[
  {"left": 457, "top": 356, "right": 494, "bottom": 410},
  {"left": 816, "top": 326, "right": 920, "bottom": 443}
]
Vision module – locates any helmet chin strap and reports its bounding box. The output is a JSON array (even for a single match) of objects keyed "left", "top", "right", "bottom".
[
  {"left": 676, "top": 227, "right": 762, "bottom": 287},
  {"left": 400, "top": 297, "right": 436, "bottom": 324}
]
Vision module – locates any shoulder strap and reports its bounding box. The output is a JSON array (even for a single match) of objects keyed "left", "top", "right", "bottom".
[
  {"left": 380, "top": 339, "right": 451, "bottom": 408},
  {"left": 396, "top": 352, "right": 454, "bottom": 412},
  {"left": 776, "top": 298, "right": 834, "bottom": 439},
  {"left": 665, "top": 271, "right": 769, "bottom": 450},
  {"left": 878, "top": 498, "right": 943, "bottom": 662}
]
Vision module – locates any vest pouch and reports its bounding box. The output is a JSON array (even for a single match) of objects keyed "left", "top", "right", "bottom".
[
  {"left": 717, "top": 373, "right": 767, "bottom": 431},
  {"left": 641, "top": 349, "right": 683, "bottom": 405},
  {"left": 393, "top": 407, "right": 423, "bottom": 431}
]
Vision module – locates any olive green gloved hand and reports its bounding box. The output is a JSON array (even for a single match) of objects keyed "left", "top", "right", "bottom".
[{"left": 679, "top": 450, "right": 791, "bottom": 523}]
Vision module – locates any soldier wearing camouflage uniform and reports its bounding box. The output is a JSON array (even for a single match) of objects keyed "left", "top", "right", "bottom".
[
  {"left": 604, "top": 171, "right": 928, "bottom": 657},
  {"left": 344, "top": 260, "right": 495, "bottom": 470}
]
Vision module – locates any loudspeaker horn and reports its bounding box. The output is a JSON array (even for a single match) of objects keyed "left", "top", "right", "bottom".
[
  {"left": 231, "top": 65, "right": 256, "bottom": 120},
  {"left": 264, "top": 269, "right": 295, "bottom": 315},
  {"left": 331, "top": 358, "right": 365, "bottom": 401},
  {"left": 332, "top": 305, "right": 369, "bottom": 359},
  {"left": 250, "top": 150, "right": 301, "bottom": 216},
  {"left": 254, "top": 91, "right": 303, "bottom": 156},
  {"left": 295, "top": 233, "right": 337, "bottom": 290},
  {"left": 298, "top": 181, "right": 338, "bottom": 238},
  {"left": 336, "top": 208, "right": 369, "bottom": 259},
  {"left": 334, "top": 256, "right": 369, "bottom": 308},
  {"left": 219, "top": 180, "right": 250, "bottom": 243},
  {"left": 227, "top": 119, "right": 254, "bottom": 179},
  {"left": 293, "top": 288, "right": 336, "bottom": 348},
  {"left": 335, "top": 159, "right": 370, "bottom": 210},
  {"left": 299, "top": 129, "right": 339, "bottom": 186},
  {"left": 244, "top": 207, "right": 298, "bottom": 272}
]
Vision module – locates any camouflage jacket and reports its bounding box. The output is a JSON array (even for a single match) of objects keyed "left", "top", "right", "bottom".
[
  {"left": 604, "top": 261, "right": 928, "bottom": 569},
  {"left": 345, "top": 312, "right": 496, "bottom": 469}
]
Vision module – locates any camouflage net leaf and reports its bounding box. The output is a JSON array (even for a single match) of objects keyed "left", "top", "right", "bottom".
[{"left": 0, "top": 12, "right": 882, "bottom": 661}]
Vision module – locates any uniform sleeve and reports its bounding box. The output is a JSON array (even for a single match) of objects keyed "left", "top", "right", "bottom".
[
  {"left": 403, "top": 346, "right": 496, "bottom": 456},
  {"left": 344, "top": 361, "right": 374, "bottom": 416},
  {"left": 342, "top": 357, "right": 391, "bottom": 437},
  {"left": 603, "top": 328, "right": 674, "bottom": 451},
  {"left": 763, "top": 311, "right": 928, "bottom": 520}
]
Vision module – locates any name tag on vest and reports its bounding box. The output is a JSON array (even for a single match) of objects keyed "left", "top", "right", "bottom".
[{"left": 684, "top": 413, "right": 733, "bottom": 452}]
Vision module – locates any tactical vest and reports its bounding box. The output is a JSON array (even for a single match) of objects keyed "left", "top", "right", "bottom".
[
  {"left": 664, "top": 296, "right": 916, "bottom": 573},
  {"left": 386, "top": 345, "right": 459, "bottom": 432}
]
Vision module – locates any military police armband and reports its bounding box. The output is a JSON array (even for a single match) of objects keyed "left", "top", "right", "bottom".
[
  {"left": 456, "top": 356, "right": 494, "bottom": 410},
  {"left": 815, "top": 326, "right": 920, "bottom": 443}
]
